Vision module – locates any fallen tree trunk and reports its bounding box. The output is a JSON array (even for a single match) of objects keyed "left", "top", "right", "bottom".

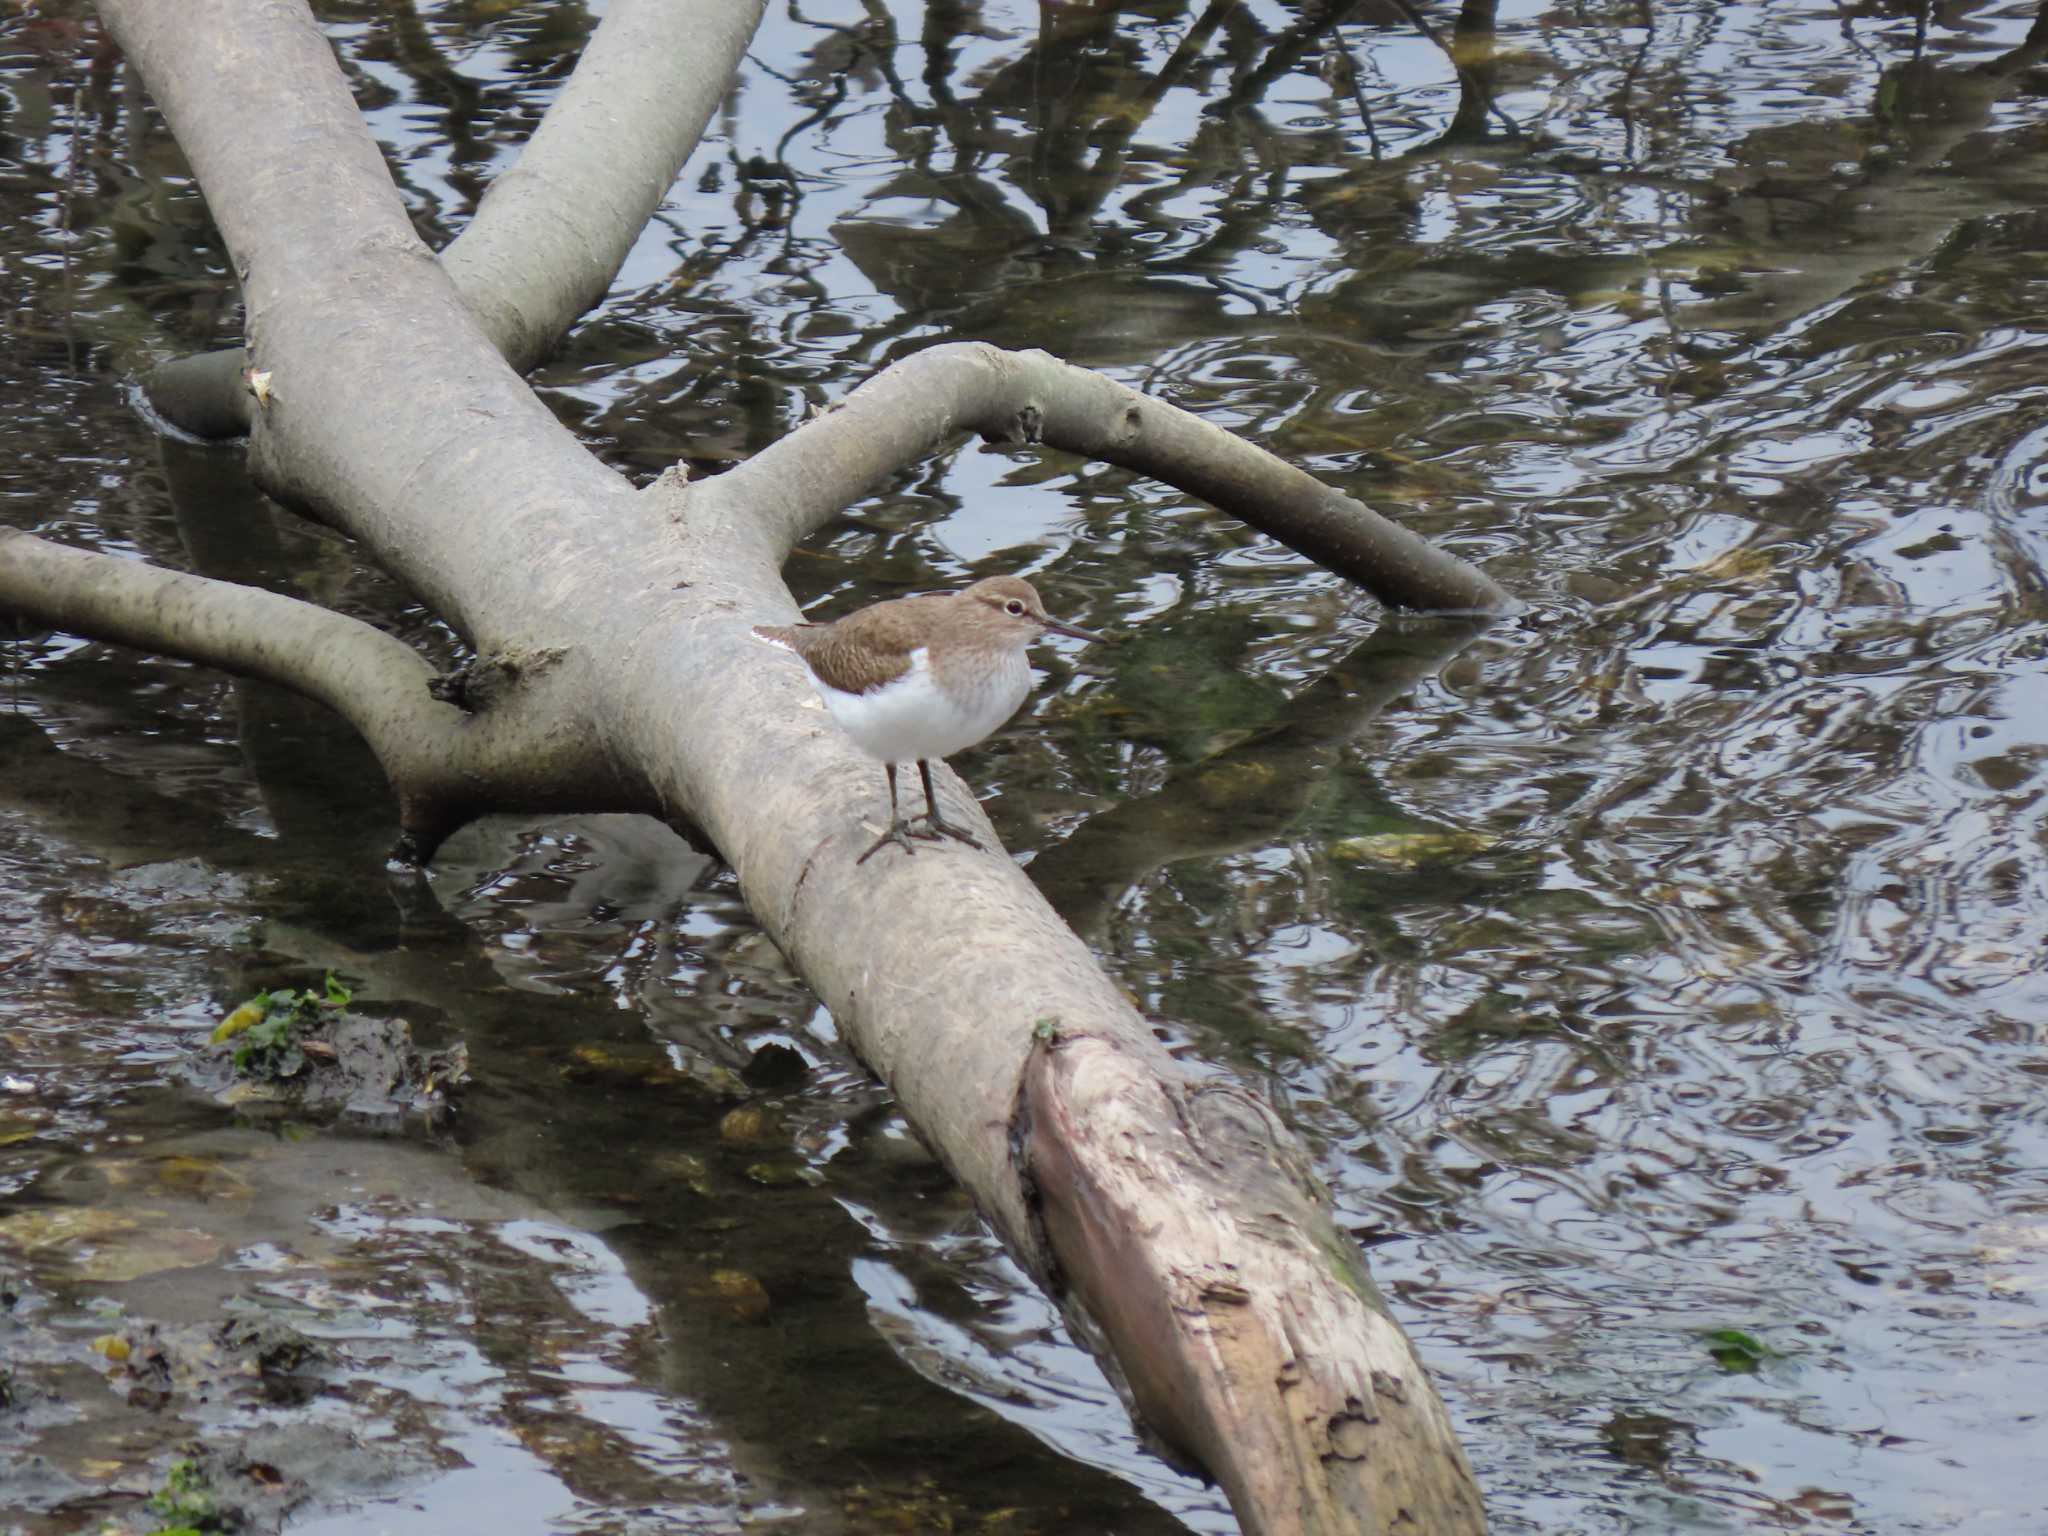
[{"left": 6, "top": 2, "right": 1499, "bottom": 1528}]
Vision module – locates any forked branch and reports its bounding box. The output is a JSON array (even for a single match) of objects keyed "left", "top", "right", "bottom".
[
  {"left": 142, "top": 0, "right": 767, "bottom": 439},
  {"left": 0, "top": 528, "right": 639, "bottom": 850}
]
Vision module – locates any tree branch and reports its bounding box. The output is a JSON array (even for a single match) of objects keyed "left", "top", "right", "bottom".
[
  {"left": 443, "top": 0, "right": 765, "bottom": 374},
  {"left": 141, "top": 0, "right": 766, "bottom": 439},
  {"left": 0, "top": 528, "right": 640, "bottom": 849},
  {"left": 704, "top": 342, "right": 1511, "bottom": 612}
]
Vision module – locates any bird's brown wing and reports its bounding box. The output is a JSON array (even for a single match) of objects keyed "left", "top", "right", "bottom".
[{"left": 758, "top": 600, "right": 946, "bottom": 695}]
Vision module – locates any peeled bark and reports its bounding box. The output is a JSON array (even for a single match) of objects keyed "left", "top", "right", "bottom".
[
  {"left": 13, "top": 3, "right": 1501, "bottom": 1529},
  {"left": 1023, "top": 1037, "right": 1487, "bottom": 1534}
]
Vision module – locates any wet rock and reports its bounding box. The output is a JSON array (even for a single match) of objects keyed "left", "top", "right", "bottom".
[
  {"left": 184, "top": 989, "right": 468, "bottom": 1127},
  {"left": 690, "top": 1267, "right": 772, "bottom": 1324},
  {"left": 0, "top": 1454, "right": 94, "bottom": 1512},
  {"left": 138, "top": 1423, "right": 439, "bottom": 1536},
  {"left": 716, "top": 1105, "right": 783, "bottom": 1146},
  {"left": 740, "top": 1041, "right": 809, "bottom": 1090},
  {"left": 0, "top": 1206, "right": 222, "bottom": 1284},
  {"left": 102, "top": 1315, "right": 325, "bottom": 1412}
]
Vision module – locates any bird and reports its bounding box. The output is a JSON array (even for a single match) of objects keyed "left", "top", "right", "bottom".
[{"left": 754, "top": 575, "right": 1105, "bottom": 863}]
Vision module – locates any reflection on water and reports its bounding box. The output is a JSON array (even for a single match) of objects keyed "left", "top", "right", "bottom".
[{"left": 5, "top": 0, "right": 2048, "bottom": 1531}]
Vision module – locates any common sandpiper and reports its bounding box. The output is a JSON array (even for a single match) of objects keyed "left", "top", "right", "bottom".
[{"left": 754, "top": 575, "right": 1106, "bottom": 862}]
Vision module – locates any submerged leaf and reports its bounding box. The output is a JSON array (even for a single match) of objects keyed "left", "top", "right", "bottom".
[
  {"left": 1331, "top": 830, "right": 1495, "bottom": 867},
  {"left": 210, "top": 995, "right": 270, "bottom": 1044},
  {"left": 1701, "top": 1326, "right": 1777, "bottom": 1372}
]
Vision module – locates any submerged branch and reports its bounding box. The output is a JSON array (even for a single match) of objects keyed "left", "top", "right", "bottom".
[{"left": 1032, "top": 615, "right": 1493, "bottom": 934}]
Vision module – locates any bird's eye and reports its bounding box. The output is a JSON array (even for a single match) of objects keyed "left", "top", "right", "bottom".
[{"left": 1004, "top": 599, "right": 1026, "bottom": 616}]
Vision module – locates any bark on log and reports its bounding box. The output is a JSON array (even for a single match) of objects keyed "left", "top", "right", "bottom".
[{"left": 32, "top": 3, "right": 1497, "bottom": 1530}]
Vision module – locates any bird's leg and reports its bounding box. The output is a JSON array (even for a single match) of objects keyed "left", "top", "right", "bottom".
[
  {"left": 910, "top": 758, "right": 984, "bottom": 850},
  {"left": 857, "top": 761, "right": 919, "bottom": 864}
]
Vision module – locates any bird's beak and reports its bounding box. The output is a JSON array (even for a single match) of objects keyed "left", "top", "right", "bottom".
[{"left": 1043, "top": 615, "right": 1110, "bottom": 643}]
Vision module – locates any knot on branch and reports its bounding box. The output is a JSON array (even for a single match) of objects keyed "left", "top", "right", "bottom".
[
  {"left": 427, "top": 645, "right": 566, "bottom": 712},
  {"left": 1110, "top": 401, "right": 1143, "bottom": 448},
  {"left": 1326, "top": 1403, "right": 1377, "bottom": 1461},
  {"left": 652, "top": 461, "right": 694, "bottom": 521},
  {"left": 987, "top": 403, "right": 1044, "bottom": 448}
]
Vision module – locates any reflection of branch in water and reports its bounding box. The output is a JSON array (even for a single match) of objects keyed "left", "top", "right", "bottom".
[
  {"left": 1612, "top": 0, "right": 1656, "bottom": 165},
  {"left": 1838, "top": 0, "right": 2048, "bottom": 94},
  {"left": 919, "top": 0, "right": 968, "bottom": 111},
  {"left": 381, "top": 0, "right": 489, "bottom": 163},
  {"left": 0, "top": 712, "right": 275, "bottom": 870},
  {"left": 1029, "top": 0, "right": 1243, "bottom": 238},
  {"left": 1032, "top": 613, "right": 1494, "bottom": 936},
  {"left": 1386, "top": 0, "right": 1522, "bottom": 140},
  {"left": 1831, "top": 0, "right": 1884, "bottom": 67},
  {"left": 1216, "top": 0, "right": 1361, "bottom": 115},
  {"left": 805, "top": 0, "right": 936, "bottom": 129},
  {"left": 1319, "top": 36, "right": 1386, "bottom": 161},
  {"left": 767, "top": 0, "right": 920, "bottom": 174}
]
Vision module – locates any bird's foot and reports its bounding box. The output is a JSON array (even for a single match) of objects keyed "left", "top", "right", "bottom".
[
  {"left": 857, "top": 820, "right": 920, "bottom": 865},
  {"left": 910, "top": 810, "right": 984, "bottom": 852}
]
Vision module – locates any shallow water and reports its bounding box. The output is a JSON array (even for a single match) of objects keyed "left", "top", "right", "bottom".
[{"left": 5, "top": 0, "right": 2048, "bottom": 1531}]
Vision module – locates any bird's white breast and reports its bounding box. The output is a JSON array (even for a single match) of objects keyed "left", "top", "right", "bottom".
[{"left": 816, "top": 646, "right": 1032, "bottom": 763}]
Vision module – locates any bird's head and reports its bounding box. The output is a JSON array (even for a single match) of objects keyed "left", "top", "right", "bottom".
[{"left": 962, "top": 576, "right": 1103, "bottom": 645}]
